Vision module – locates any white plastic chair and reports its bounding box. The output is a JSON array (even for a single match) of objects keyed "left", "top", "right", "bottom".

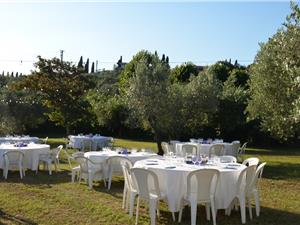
[
  {"left": 81, "top": 139, "right": 92, "bottom": 152},
  {"left": 43, "top": 137, "right": 48, "bottom": 144},
  {"left": 242, "top": 157, "right": 259, "bottom": 167},
  {"left": 75, "top": 156, "right": 106, "bottom": 189},
  {"left": 3, "top": 150, "right": 25, "bottom": 179},
  {"left": 119, "top": 158, "right": 136, "bottom": 214},
  {"left": 181, "top": 144, "right": 198, "bottom": 157},
  {"left": 65, "top": 150, "right": 84, "bottom": 182},
  {"left": 231, "top": 141, "right": 241, "bottom": 157},
  {"left": 178, "top": 169, "right": 220, "bottom": 225},
  {"left": 246, "top": 162, "right": 267, "bottom": 219},
  {"left": 238, "top": 142, "right": 247, "bottom": 161},
  {"left": 161, "top": 142, "right": 170, "bottom": 155},
  {"left": 209, "top": 144, "right": 225, "bottom": 157},
  {"left": 37, "top": 145, "right": 63, "bottom": 175},
  {"left": 131, "top": 168, "right": 172, "bottom": 225},
  {"left": 219, "top": 155, "right": 237, "bottom": 163},
  {"left": 106, "top": 155, "right": 127, "bottom": 190},
  {"left": 169, "top": 140, "right": 180, "bottom": 154},
  {"left": 226, "top": 165, "right": 257, "bottom": 224}
]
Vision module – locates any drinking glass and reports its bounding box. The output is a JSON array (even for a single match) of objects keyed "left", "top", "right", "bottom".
[{"left": 191, "top": 155, "right": 198, "bottom": 165}]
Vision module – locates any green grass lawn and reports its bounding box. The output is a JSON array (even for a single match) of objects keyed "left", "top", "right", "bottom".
[{"left": 0, "top": 138, "right": 299, "bottom": 225}]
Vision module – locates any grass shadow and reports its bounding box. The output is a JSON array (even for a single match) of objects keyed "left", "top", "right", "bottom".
[
  {"left": 263, "top": 162, "right": 300, "bottom": 180},
  {"left": 167, "top": 205, "right": 300, "bottom": 225},
  {"left": 0, "top": 169, "right": 71, "bottom": 188},
  {"left": 0, "top": 209, "right": 37, "bottom": 225}
]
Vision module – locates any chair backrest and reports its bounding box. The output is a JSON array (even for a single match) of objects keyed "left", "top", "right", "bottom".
[
  {"left": 106, "top": 155, "right": 127, "bottom": 165},
  {"left": 231, "top": 141, "right": 241, "bottom": 157},
  {"left": 131, "top": 168, "right": 161, "bottom": 200},
  {"left": 51, "top": 145, "right": 63, "bottom": 159},
  {"left": 187, "top": 169, "right": 219, "bottom": 201},
  {"left": 236, "top": 164, "right": 257, "bottom": 195},
  {"left": 3, "top": 150, "right": 24, "bottom": 165},
  {"left": 120, "top": 158, "right": 134, "bottom": 189},
  {"left": 209, "top": 144, "right": 225, "bottom": 157},
  {"left": 249, "top": 162, "right": 267, "bottom": 191},
  {"left": 74, "top": 156, "right": 94, "bottom": 173},
  {"left": 161, "top": 142, "right": 170, "bottom": 155},
  {"left": 219, "top": 155, "right": 237, "bottom": 163},
  {"left": 81, "top": 139, "right": 92, "bottom": 152},
  {"left": 239, "top": 142, "right": 248, "bottom": 155},
  {"left": 181, "top": 144, "right": 197, "bottom": 156},
  {"left": 242, "top": 157, "right": 259, "bottom": 167}
]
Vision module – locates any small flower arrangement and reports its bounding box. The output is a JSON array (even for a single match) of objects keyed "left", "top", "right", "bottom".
[{"left": 14, "top": 142, "right": 28, "bottom": 147}]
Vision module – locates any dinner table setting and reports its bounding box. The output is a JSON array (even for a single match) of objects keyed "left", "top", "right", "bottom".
[
  {"left": 68, "top": 134, "right": 112, "bottom": 150},
  {"left": 0, "top": 142, "right": 50, "bottom": 171},
  {"left": 133, "top": 154, "right": 246, "bottom": 213}
]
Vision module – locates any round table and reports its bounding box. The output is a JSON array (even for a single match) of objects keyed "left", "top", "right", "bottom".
[
  {"left": 134, "top": 158, "right": 246, "bottom": 212},
  {"left": 0, "top": 136, "right": 40, "bottom": 144},
  {"left": 84, "top": 150, "right": 158, "bottom": 178},
  {"left": 69, "top": 135, "right": 111, "bottom": 150},
  {"left": 0, "top": 143, "right": 50, "bottom": 171}
]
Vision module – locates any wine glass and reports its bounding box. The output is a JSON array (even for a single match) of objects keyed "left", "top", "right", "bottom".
[{"left": 191, "top": 155, "right": 198, "bottom": 165}]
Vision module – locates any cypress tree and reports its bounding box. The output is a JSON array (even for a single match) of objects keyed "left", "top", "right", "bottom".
[
  {"left": 166, "top": 56, "right": 169, "bottom": 64},
  {"left": 16, "top": 72, "right": 19, "bottom": 77},
  {"left": 84, "top": 58, "right": 89, "bottom": 73},
  {"left": 78, "top": 56, "right": 83, "bottom": 69},
  {"left": 1, "top": 71, "right": 4, "bottom": 76},
  {"left": 91, "top": 62, "right": 95, "bottom": 73},
  {"left": 161, "top": 54, "right": 165, "bottom": 62}
]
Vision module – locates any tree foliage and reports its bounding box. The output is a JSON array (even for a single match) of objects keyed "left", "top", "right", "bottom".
[
  {"left": 14, "top": 56, "right": 94, "bottom": 134},
  {"left": 247, "top": 2, "right": 300, "bottom": 140},
  {"left": 125, "top": 52, "right": 219, "bottom": 154},
  {"left": 170, "top": 62, "right": 200, "bottom": 83}
]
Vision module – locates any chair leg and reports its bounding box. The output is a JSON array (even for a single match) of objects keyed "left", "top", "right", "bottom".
[
  {"left": 190, "top": 200, "right": 197, "bottom": 225},
  {"left": 248, "top": 198, "right": 253, "bottom": 220},
  {"left": 129, "top": 192, "right": 137, "bottom": 217},
  {"left": 19, "top": 167, "right": 23, "bottom": 179},
  {"left": 205, "top": 203, "right": 211, "bottom": 220},
  {"left": 240, "top": 197, "right": 246, "bottom": 224},
  {"left": 48, "top": 162, "right": 52, "bottom": 175},
  {"left": 88, "top": 173, "right": 93, "bottom": 189},
  {"left": 108, "top": 169, "right": 112, "bottom": 190},
  {"left": 122, "top": 186, "right": 127, "bottom": 209},
  {"left": 211, "top": 200, "right": 217, "bottom": 225},
  {"left": 135, "top": 197, "right": 140, "bottom": 225},
  {"left": 149, "top": 199, "right": 157, "bottom": 225},
  {"left": 172, "top": 212, "right": 176, "bottom": 221},
  {"left": 4, "top": 168, "right": 8, "bottom": 179},
  {"left": 71, "top": 170, "right": 76, "bottom": 183},
  {"left": 254, "top": 191, "right": 260, "bottom": 216},
  {"left": 125, "top": 188, "right": 130, "bottom": 212}
]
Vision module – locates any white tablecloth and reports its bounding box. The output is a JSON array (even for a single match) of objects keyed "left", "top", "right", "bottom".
[
  {"left": 69, "top": 135, "right": 111, "bottom": 150},
  {"left": 175, "top": 142, "right": 235, "bottom": 156},
  {"left": 0, "top": 136, "right": 40, "bottom": 144},
  {"left": 84, "top": 151, "right": 157, "bottom": 178},
  {"left": 0, "top": 143, "right": 50, "bottom": 170},
  {"left": 134, "top": 159, "right": 245, "bottom": 212}
]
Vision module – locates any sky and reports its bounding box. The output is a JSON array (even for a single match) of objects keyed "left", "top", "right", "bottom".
[{"left": 0, "top": 0, "right": 296, "bottom": 74}]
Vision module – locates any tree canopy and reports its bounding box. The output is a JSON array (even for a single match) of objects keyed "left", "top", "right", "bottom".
[
  {"left": 247, "top": 2, "right": 300, "bottom": 140},
  {"left": 14, "top": 56, "right": 94, "bottom": 134}
]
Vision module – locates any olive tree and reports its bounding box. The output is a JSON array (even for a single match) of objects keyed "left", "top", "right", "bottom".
[{"left": 247, "top": 2, "right": 300, "bottom": 140}]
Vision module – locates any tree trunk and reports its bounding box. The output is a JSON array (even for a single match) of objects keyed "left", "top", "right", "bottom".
[
  {"left": 154, "top": 133, "right": 164, "bottom": 155},
  {"left": 66, "top": 125, "right": 70, "bottom": 136}
]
